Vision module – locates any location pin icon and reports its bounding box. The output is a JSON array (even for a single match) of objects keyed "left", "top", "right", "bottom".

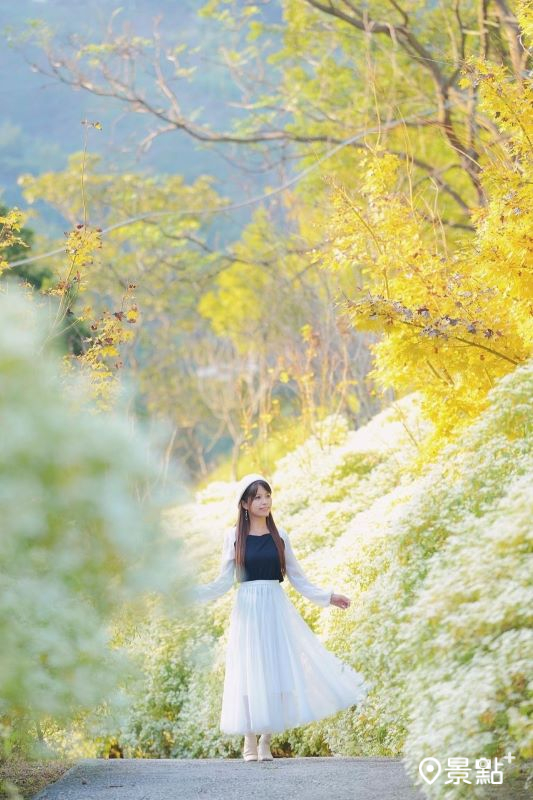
[{"left": 419, "top": 757, "right": 442, "bottom": 785}]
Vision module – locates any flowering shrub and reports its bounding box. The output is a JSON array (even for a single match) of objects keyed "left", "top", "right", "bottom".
[
  {"left": 322, "top": 360, "right": 533, "bottom": 796},
  {"left": 0, "top": 287, "right": 185, "bottom": 760}
]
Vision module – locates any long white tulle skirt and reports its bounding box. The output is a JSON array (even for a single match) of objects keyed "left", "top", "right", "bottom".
[{"left": 220, "top": 579, "right": 369, "bottom": 735}]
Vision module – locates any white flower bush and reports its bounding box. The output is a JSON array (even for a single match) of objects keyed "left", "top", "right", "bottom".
[
  {"left": 321, "top": 360, "right": 533, "bottom": 796},
  {"left": 398, "top": 469, "right": 533, "bottom": 798},
  {"left": 0, "top": 288, "right": 185, "bottom": 759}
]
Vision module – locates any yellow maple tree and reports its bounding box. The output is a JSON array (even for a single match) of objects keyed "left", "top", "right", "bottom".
[{"left": 321, "top": 7, "right": 532, "bottom": 463}]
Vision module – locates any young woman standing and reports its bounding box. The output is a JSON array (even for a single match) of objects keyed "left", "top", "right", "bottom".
[{"left": 191, "top": 473, "right": 368, "bottom": 761}]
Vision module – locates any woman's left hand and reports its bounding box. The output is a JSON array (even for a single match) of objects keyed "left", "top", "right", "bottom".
[{"left": 330, "top": 593, "right": 351, "bottom": 609}]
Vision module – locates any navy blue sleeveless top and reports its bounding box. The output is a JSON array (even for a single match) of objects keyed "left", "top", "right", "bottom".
[{"left": 235, "top": 533, "right": 284, "bottom": 583}]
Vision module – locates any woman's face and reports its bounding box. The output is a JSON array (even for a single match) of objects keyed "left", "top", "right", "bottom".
[{"left": 245, "top": 485, "right": 272, "bottom": 517}]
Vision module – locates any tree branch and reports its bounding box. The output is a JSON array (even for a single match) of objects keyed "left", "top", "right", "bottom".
[{"left": 302, "top": 0, "right": 485, "bottom": 201}]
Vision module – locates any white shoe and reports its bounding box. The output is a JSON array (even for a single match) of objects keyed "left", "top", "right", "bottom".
[
  {"left": 258, "top": 733, "right": 273, "bottom": 761},
  {"left": 243, "top": 733, "right": 258, "bottom": 761}
]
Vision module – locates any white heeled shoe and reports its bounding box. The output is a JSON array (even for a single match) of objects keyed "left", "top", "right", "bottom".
[
  {"left": 243, "top": 733, "right": 258, "bottom": 761},
  {"left": 258, "top": 733, "right": 273, "bottom": 761}
]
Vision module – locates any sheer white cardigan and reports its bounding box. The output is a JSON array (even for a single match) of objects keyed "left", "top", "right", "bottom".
[{"left": 191, "top": 526, "right": 333, "bottom": 607}]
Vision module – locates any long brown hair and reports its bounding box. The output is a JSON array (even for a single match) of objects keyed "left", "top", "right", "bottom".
[{"left": 234, "top": 479, "right": 286, "bottom": 581}]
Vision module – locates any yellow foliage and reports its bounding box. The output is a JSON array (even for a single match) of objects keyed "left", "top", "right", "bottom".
[
  {"left": 517, "top": 0, "right": 533, "bottom": 40},
  {"left": 39, "top": 219, "right": 138, "bottom": 411},
  {"left": 321, "top": 28, "right": 533, "bottom": 463},
  {"left": 72, "top": 297, "right": 138, "bottom": 411},
  {"left": 64, "top": 224, "right": 102, "bottom": 286},
  {"left": 0, "top": 208, "right": 28, "bottom": 274}
]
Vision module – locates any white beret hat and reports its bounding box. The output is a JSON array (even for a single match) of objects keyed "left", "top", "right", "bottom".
[{"left": 235, "top": 473, "right": 270, "bottom": 508}]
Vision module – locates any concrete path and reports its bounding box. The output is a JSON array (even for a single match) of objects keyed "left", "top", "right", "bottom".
[{"left": 32, "top": 756, "right": 427, "bottom": 800}]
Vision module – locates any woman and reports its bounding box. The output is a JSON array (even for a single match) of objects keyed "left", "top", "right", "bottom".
[{"left": 191, "top": 473, "right": 368, "bottom": 761}]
